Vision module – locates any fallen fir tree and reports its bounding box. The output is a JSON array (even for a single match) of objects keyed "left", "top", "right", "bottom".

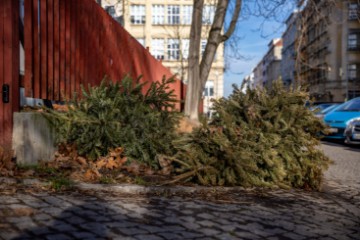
[
  {"left": 44, "top": 76, "right": 180, "bottom": 170},
  {"left": 170, "top": 80, "right": 330, "bottom": 190}
]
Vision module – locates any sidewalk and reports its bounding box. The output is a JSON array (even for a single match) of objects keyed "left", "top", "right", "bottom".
[{"left": 0, "top": 143, "right": 359, "bottom": 240}]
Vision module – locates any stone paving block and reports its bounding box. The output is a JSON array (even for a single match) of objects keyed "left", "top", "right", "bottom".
[
  {"left": 41, "top": 207, "right": 66, "bottom": 217},
  {"left": 46, "top": 233, "right": 73, "bottom": 240},
  {"left": 0, "top": 231, "right": 23, "bottom": 240},
  {"left": 138, "top": 225, "right": 168, "bottom": 233},
  {"left": 135, "top": 234, "right": 164, "bottom": 240},
  {"left": 118, "top": 227, "right": 148, "bottom": 236},
  {"left": 282, "top": 232, "right": 306, "bottom": 240},
  {"left": 113, "top": 236, "right": 137, "bottom": 240},
  {"left": 107, "top": 221, "right": 139, "bottom": 229},
  {"left": 180, "top": 209, "right": 194, "bottom": 215},
  {"left": 234, "top": 230, "right": 262, "bottom": 239},
  {"left": 218, "top": 224, "right": 237, "bottom": 232},
  {"left": 16, "top": 220, "right": 38, "bottom": 231},
  {"left": 197, "top": 213, "right": 214, "bottom": 220},
  {"left": 70, "top": 231, "right": 98, "bottom": 239},
  {"left": 179, "top": 216, "right": 196, "bottom": 223},
  {"left": 80, "top": 222, "right": 108, "bottom": 235},
  {"left": 144, "top": 211, "right": 163, "bottom": 218},
  {"left": 22, "top": 200, "right": 50, "bottom": 208},
  {"left": 180, "top": 221, "right": 201, "bottom": 231},
  {"left": 157, "top": 232, "right": 184, "bottom": 239},
  {"left": 7, "top": 216, "right": 33, "bottom": 224},
  {"left": 30, "top": 226, "right": 52, "bottom": 236},
  {"left": 200, "top": 227, "right": 220, "bottom": 236},
  {"left": 64, "top": 215, "right": 87, "bottom": 225},
  {"left": 178, "top": 231, "right": 204, "bottom": 239},
  {"left": 0, "top": 196, "right": 19, "bottom": 204},
  {"left": 198, "top": 220, "right": 216, "bottom": 227},
  {"left": 163, "top": 216, "right": 183, "bottom": 225},
  {"left": 52, "top": 222, "right": 78, "bottom": 232},
  {"left": 217, "top": 233, "right": 239, "bottom": 240},
  {"left": 33, "top": 213, "right": 52, "bottom": 222}
]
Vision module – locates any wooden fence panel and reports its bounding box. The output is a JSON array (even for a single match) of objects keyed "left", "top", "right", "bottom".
[
  {"left": 0, "top": 0, "right": 19, "bottom": 147},
  {"left": 24, "top": 0, "right": 33, "bottom": 97},
  {"left": 0, "top": 0, "right": 4, "bottom": 146},
  {"left": 53, "top": 0, "right": 60, "bottom": 100},
  {"left": 40, "top": 0, "right": 47, "bottom": 99},
  {"left": 47, "top": 0, "right": 54, "bottom": 100},
  {"left": 23, "top": 0, "right": 182, "bottom": 106}
]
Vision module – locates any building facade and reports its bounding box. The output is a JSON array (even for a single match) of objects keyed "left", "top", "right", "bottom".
[
  {"left": 252, "top": 60, "right": 263, "bottom": 89},
  {"left": 281, "top": 11, "right": 299, "bottom": 88},
  {"left": 298, "top": 0, "right": 360, "bottom": 101},
  {"left": 262, "top": 38, "right": 283, "bottom": 89},
  {"left": 100, "top": 0, "right": 224, "bottom": 115}
]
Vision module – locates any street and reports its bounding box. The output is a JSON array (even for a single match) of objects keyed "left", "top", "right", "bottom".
[{"left": 0, "top": 141, "right": 359, "bottom": 240}]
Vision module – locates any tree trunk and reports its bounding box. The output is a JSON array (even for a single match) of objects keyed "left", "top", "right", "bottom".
[
  {"left": 185, "top": 0, "right": 204, "bottom": 121},
  {"left": 185, "top": 0, "right": 242, "bottom": 122}
]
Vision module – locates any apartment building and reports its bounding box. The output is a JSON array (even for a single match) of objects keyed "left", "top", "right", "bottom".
[
  {"left": 281, "top": 11, "right": 299, "bottom": 88},
  {"left": 253, "top": 60, "right": 263, "bottom": 88},
  {"left": 100, "top": 0, "right": 224, "bottom": 115},
  {"left": 262, "top": 38, "right": 283, "bottom": 89},
  {"left": 298, "top": 0, "right": 360, "bottom": 101}
]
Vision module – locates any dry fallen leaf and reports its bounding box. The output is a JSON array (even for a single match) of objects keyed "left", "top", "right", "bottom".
[
  {"left": 21, "top": 170, "right": 35, "bottom": 177},
  {"left": 95, "top": 158, "right": 107, "bottom": 169},
  {"left": 76, "top": 157, "right": 87, "bottom": 166},
  {"left": 83, "top": 169, "right": 101, "bottom": 181},
  {"left": 105, "top": 158, "right": 118, "bottom": 170}
]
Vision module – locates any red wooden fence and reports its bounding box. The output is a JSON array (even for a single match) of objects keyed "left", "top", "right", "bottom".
[
  {"left": 23, "top": 0, "right": 183, "bottom": 106},
  {"left": 0, "top": 0, "right": 183, "bottom": 148},
  {"left": 0, "top": 0, "right": 19, "bottom": 147}
]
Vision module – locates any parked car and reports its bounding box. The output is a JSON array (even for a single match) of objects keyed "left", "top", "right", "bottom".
[
  {"left": 313, "top": 103, "right": 341, "bottom": 119},
  {"left": 310, "top": 103, "right": 338, "bottom": 112},
  {"left": 323, "top": 97, "right": 360, "bottom": 140},
  {"left": 344, "top": 117, "right": 360, "bottom": 145}
]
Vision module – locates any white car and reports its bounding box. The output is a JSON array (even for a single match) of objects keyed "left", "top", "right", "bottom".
[{"left": 344, "top": 117, "right": 360, "bottom": 145}]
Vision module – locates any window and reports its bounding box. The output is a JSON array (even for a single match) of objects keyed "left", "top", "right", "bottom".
[
  {"left": 349, "top": 3, "right": 359, "bottom": 20},
  {"left": 136, "top": 38, "right": 145, "bottom": 47},
  {"left": 130, "top": 5, "right": 145, "bottom": 24},
  {"left": 151, "top": 39, "right": 165, "bottom": 60},
  {"left": 167, "top": 5, "right": 180, "bottom": 24},
  {"left": 201, "top": 39, "right": 207, "bottom": 56},
  {"left": 181, "top": 5, "right": 193, "bottom": 24},
  {"left": 181, "top": 39, "right": 190, "bottom": 60},
  {"left": 152, "top": 5, "right": 164, "bottom": 25},
  {"left": 348, "top": 64, "right": 360, "bottom": 80},
  {"left": 167, "top": 39, "right": 180, "bottom": 60},
  {"left": 105, "top": 6, "right": 116, "bottom": 18},
  {"left": 348, "top": 31, "right": 360, "bottom": 50},
  {"left": 202, "top": 5, "right": 215, "bottom": 24},
  {"left": 204, "top": 81, "right": 214, "bottom": 97}
]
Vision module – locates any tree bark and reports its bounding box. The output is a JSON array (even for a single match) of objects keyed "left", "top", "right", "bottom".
[
  {"left": 184, "top": 0, "right": 204, "bottom": 120},
  {"left": 185, "top": 0, "right": 242, "bottom": 122}
]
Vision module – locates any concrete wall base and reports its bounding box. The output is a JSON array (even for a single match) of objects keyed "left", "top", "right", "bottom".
[{"left": 12, "top": 112, "right": 57, "bottom": 165}]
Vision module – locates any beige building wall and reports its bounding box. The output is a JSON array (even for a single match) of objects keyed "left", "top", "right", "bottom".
[
  {"left": 299, "top": 0, "right": 360, "bottom": 101},
  {"left": 262, "top": 38, "right": 283, "bottom": 89},
  {"left": 100, "top": 0, "right": 225, "bottom": 114}
]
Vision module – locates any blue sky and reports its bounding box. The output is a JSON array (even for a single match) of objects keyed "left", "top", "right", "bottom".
[
  {"left": 223, "top": 1, "right": 296, "bottom": 97},
  {"left": 223, "top": 16, "right": 285, "bottom": 97}
]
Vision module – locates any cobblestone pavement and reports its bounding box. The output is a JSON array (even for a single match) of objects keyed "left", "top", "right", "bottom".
[{"left": 0, "top": 143, "right": 359, "bottom": 240}]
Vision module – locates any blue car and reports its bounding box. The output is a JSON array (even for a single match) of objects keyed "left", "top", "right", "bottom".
[{"left": 323, "top": 97, "right": 360, "bottom": 140}]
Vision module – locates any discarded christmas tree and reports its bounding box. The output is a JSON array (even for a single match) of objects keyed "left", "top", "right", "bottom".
[
  {"left": 171, "top": 80, "right": 330, "bottom": 190},
  {"left": 44, "top": 76, "right": 180, "bottom": 169}
]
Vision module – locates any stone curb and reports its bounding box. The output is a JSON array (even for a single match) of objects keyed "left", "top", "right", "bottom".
[
  {"left": 1, "top": 177, "right": 254, "bottom": 195},
  {"left": 75, "top": 182, "right": 250, "bottom": 195}
]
